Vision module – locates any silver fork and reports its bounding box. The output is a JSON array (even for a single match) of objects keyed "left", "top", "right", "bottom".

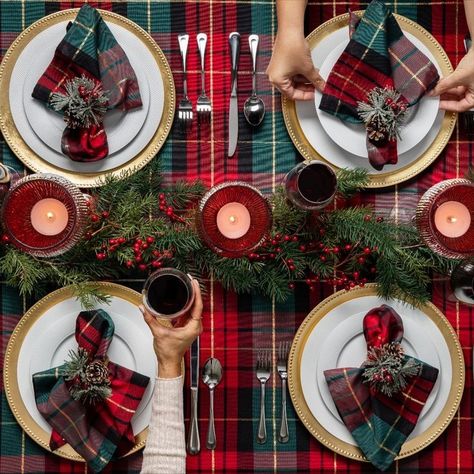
[
  {"left": 277, "top": 341, "right": 291, "bottom": 443},
  {"left": 177, "top": 33, "right": 193, "bottom": 131},
  {"left": 256, "top": 349, "right": 271, "bottom": 444},
  {"left": 196, "top": 33, "right": 211, "bottom": 124}
]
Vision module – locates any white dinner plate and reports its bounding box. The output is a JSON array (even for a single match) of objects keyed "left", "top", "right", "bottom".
[
  {"left": 315, "top": 309, "right": 440, "bottom": 423},
  {"left": 23, "top": 34, "right": 151, "bottom": 156},
  {"left": 9, "top": 20, "right": 164, "bottom": 175},
  {"left": 3, "top": 283, "right": 167, "bottom": 461},
  {"left": 315, "top": 39, "right": 439, "bottom": 158},
  {"left": 300, "top": 294, "right": 450, "bottom": 446},
  {"left": 288, "top": 284, "right": 464, "bottom": 463},
  {"left": 295, "top": 25, "right": 444, "bottom": 174}
]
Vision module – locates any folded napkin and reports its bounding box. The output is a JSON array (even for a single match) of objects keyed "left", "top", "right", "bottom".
[
  {"left": 324, "top": 305, "right": 438, "bottom": 471},
  {"left": 32, "top": 4, "right": 142, "bottom": 162},
  {"left": 32, "top": 310, "right": 150, "bottom": 473},
  {"left": 319, "top": 0, "right": 439, "bottom": 170}
]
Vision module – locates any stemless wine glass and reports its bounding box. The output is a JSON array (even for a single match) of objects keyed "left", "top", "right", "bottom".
[
  {"left": 142, "top": 268, "right": 195, "bottom": 320},
  {"left": 284, "top": 160, "right": 337, "bottom": 211},
  {"left": 450, "top": 259, "right": 474, "bottom": 306}
]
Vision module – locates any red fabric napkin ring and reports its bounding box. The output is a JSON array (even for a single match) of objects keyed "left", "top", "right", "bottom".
[
  {"left": 50, "top": 75, "right": 109, "bottom": 162},
  {"left": 357, "top": 86, "right": 409, "bottom": 147},
  {"left": 62, "top": 347, "right": 112, "bottom": 405}
]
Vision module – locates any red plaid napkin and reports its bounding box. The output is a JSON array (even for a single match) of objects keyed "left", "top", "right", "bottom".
[
  {"left": 32, "top": 4, "right": 142, "bottom": 162},
  {"left": 319, "top": 0, "right": 439, "bottom": 170},
  {"left": 32, "top": 310, "right": 150, "bottom": 473},
  {"left": 324, "top": 305, "right": 439, "bottom": 471}
]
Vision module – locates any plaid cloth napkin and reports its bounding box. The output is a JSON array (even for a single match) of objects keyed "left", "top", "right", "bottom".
[
  {"left": 32, "top": 4, "right": 142, "bottom": 162},
  {"left": 324, "top": 305, "right": 439, "bottom": 471},
  {"left": 319, "top": 0, "right": 439, "bottom": 170},
  {"left": 32, "top": 310, "right": 150, "bottom": 473}
]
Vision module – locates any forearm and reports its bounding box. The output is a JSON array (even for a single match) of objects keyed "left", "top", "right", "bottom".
[
  {"left": 465, "top": 0, "right": 474, "bottom": 44},
  {"left": 276, "top": 0, "right": 307, "bottom": 36},
  {"left": 140, "top": 376, "right": 186, "bottom": 474}
]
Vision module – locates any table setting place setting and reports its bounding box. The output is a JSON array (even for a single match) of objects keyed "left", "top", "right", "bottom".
[{"left": 0, "top": 1, "right": 473, "bottom": 473}]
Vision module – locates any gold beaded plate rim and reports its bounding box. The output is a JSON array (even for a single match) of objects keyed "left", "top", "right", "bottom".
[
  {"left": 282, "top": 12, "right": 457, "bottom": 188},
  {"left": 0, "top": 9, "right": 175, "bottom": 188},
  {"left": 288, "top": 283, "right": 465, "bottom": 462},
  {"left": 3, "top": 282, "right": 181, "bottom": 462}
]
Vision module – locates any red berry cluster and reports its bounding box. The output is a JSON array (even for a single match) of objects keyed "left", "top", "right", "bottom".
[
  {"left": 158, "top": 194, "right": 185, "bottom": 223},
  {"left": 248, "top": 233, "right": 298, "bottom": 262},
  {"left": 85, "top": 197, "right": 109, "bottom": 225},
  {"left": 373, "top": 368, "right": 394, "bottom": 384},
  {"left": 1, "top": 234, "right": 10, "bottom": 244},
  {"left": 385, "top": 96, "right": 407, "bottom": 113}
]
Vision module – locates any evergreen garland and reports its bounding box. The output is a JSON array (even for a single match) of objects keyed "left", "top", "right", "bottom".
[{"left": 0, "top": 159, "right": 457, "bottom": 307}]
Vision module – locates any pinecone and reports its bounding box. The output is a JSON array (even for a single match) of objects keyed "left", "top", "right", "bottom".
[
  {"left": 366, "top": 118, "right": 389, "bottom": 147},
  {"left": 85, "top": 359, "right": 110, "bottom": 386}
]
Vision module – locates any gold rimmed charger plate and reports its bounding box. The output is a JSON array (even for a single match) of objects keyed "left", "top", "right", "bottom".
[
  {"left": 288, "top": 284, "right": 464, "bottom": 462},
  {"left": 282, "top": 12, "right": 457, "bottom": 188},
  {"left": 0, "top": 9, "right": 175, "bottom": 188},
  {"left": 3, "top": 282, "right": 181, "bottom": 462}
]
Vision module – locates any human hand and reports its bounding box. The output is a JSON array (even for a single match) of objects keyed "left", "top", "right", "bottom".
[
  {"left": 266, "top": 31, "right": 325, "bottom": 100},
  {"left": 429, "top": 48, "right": 474, "bottom": 112},
  {"left": 140, "top": 279, "right": 203, "bottom": 378}
]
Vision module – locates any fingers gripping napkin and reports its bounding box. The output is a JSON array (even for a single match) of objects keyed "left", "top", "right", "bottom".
[
  {"left": 32, "top": 4, "right": 142, "bottom": 162},
  {"left": 319, "top": 0, "right": 439, "bottom": 170},
  {"left": 324, "top": 305, "right": 439, "bottom": 471},
  {"left": 32, "top": 310, "right": 149, "bottom": 473}
]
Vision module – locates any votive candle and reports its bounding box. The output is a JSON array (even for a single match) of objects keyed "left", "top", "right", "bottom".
[
  {"left": 216, "top": 202, "right": 251, "bottom": 239},
  {"left": 434, "top": 201, "right": 471, "bottom": 238},
  {"left": 30, "top": 198, "right": 69, "bottom": 236}
]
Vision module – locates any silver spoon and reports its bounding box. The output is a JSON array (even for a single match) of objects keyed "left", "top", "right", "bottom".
[
  {"left": 244, "top": 34, "right": 265, "bottom": 127},
  {"left": 202, "top": 357, "right": 223, "bottom": 449}
]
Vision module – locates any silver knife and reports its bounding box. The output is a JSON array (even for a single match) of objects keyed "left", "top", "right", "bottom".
[
  {"left": 187, "top": 336, "right": 200, "bottom": 454},
  {"left": 228, "top": 32, "right": 241, "bottom": 157}
]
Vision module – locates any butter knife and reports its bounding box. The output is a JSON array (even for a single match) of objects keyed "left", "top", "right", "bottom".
[
  {"left": 187, "top": 336, "right": 200, "bottom": 454},
  {"left": 228, "top": 32, "right": 240, "bottom": 157}
]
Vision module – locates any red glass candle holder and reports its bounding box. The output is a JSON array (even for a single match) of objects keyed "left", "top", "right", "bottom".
[
  {"left": 1, "top": 174, "right": 88, "bottom": 257},
  {"left": 416, "top": 178, "right": 474, "bottom": 259},
  {"left": 196, "top": 181, "right": 272, "bottom": 258}
]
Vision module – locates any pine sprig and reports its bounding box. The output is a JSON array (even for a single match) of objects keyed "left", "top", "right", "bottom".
[
  {"left": 0, "top": 160, "right": 457, "bottom": 306},
  {"left": 336, "top": 168, "right": 370, "bottom": 198}
]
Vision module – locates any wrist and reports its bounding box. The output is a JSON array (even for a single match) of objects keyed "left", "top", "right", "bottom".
[{"left": 158, "top": 360, "right": 182, "bottom": 378}]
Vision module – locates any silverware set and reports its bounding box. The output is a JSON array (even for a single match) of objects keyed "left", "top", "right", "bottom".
[
  {"left": 256, "top": 341, "right": 291, "bottom": 444},
  {"left": 177, "top": 33, "right": 211, "bottom": 132},
  {"left": 176, "top": 31, "right": 266, "bottom": 147},
  {"left": 227, "top": 32, "right": 266, "bottom": 157},
  {"left": 186, "top": 336, "right": 223, "bottom": 454}
]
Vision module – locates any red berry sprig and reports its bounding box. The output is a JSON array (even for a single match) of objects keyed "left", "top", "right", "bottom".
[{"left": 158, "top": 194, "right": 186, "bottom": 223}]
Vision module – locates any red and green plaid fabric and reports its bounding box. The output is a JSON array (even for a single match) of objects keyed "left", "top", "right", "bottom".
[
  {"left": 32, "top": 4, "right": 142, "bottom": 162},
  {"left": 319, "top": 0, "right": 439, "bottom": 170},
  {"left": 1, "top": 1, "right": 473, "bottom": 473},
  {"left": 324, "top": 305, "right": 439, "bottom": 471},
  {"left": 32, "top": 310, "right": 150, "bottom": 473}
]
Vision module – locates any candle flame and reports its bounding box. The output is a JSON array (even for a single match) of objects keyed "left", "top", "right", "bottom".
[
  {"left": 46, "top": 211, "right": 56, "bottom": 222},
  {"left": 447, "top": 216, "right": 457, "bottom": 224},
  {"left": 229, "top": 215, "right": 237, "bottom": 224}
]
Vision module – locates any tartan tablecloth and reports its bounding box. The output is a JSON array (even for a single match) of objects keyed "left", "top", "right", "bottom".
[{"left": 0, "top": 1, "right": 472, "bottom": 473}]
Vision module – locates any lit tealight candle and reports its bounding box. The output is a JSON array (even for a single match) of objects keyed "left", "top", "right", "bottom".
[
  {"left": 30, "top": 198, "right": 69, "bottom": 236},
  {"left": 434, "top": 201, "right": 471, "bottom": 238},
  {"left": 216, "top": 202, "right": 251, "bottom": 239}
]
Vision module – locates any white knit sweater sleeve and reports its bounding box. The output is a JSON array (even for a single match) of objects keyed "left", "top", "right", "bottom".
[{"left": 140, "top": 375, "right": 186, "bottom": 474}]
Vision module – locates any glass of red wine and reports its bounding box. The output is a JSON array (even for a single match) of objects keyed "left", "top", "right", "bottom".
[
  {"left": 450, "top": 259, "right": 474, "bottom": 306},
  {"left": 284, "top": 161, "right": 337, "bottom": 211},
  {"left": 142, "top": 268, "right": 195, "bottom": 320}
]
